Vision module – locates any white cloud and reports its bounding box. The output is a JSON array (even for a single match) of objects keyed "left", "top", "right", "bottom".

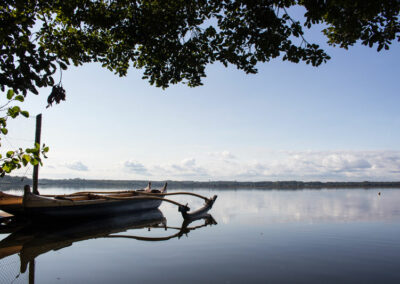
[
  {"left": 124, "top": 160, "right": 149, "bottom": 174},
  {"left": 154, "top": 158, "right": 209, "bottom": 179},
  {"left": 145, "top": 151, "right": 400, "bottom": 181},
  {"left": 44, "top": 164, "right": 56, "bottom": 169},
  {"left": 181, "top": 158, "right": 196, "bottom": 167},
  {"left": 65, "top": 161, "right": 89, "bottom": 172},
  {"left": 236, "top": 150, "right": 400, "bottom": 181},
  {"left": 321, "top": 154, "right": 371, "bottom": 172},
  {"left": 236, "top": 162, "right": 267, "bottom": 178},
  {"left": 208, "top": 150, "right": 236, "bottom": 160},
  {"left": 48, "top": 151, "right": 400, "bottom": 181}
]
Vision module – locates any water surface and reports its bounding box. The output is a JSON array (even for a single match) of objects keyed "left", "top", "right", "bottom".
[{"left": 1, "top": 188, "right": 399, "bottom": 283}]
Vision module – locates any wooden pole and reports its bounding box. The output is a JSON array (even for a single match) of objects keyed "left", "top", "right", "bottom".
[
  {"left": 32, "top": 114, "right": 41, "bottom": 195},
  {"left": 29, "top": 259, "right": 35, "bottom": 284}
]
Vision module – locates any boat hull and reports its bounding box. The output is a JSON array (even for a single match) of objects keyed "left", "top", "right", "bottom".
[
  {"left": 0, "top": 192, "right": 24, "bottom": 217},
  {"left": 23, "top": 198, "right": 163, "bottom": 220},
  {"left": 1, "top": 189, "right": 166, "bottom": 220}
]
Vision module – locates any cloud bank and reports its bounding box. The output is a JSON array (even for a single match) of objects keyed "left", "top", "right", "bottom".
[
  {"left": 234, "top": 150, "right": 400, "bottom": 181},
  {"left": 153, "top": 158, "right": 209, "bottom": 179},
  {"left": 52, "top": 150, "right": 400, "bottom": 181},
  {"left": 124, "top": 160, "right": 150, "bottom": 175},
  {"left": 155, "top": 151, "right": 400, "bottom": 181},
  {"left": 64, "top": 161, "right": 89, "bottom": 172}
]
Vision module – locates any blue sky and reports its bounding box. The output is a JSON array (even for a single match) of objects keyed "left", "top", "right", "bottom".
[{"left": 4, "top": 24, "right": 400, "bottom": 181}]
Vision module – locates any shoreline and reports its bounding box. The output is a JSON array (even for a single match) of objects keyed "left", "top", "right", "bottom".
[{"left": 2, "top": 176, "right": 400, "bottom": 190}]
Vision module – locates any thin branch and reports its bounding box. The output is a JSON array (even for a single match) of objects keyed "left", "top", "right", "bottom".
[
  {"left": 0, "top": 100, "right": 13, "bottom": 110},
  {"left": 282, "top": 7, "right": 310, "bottom": 46}
]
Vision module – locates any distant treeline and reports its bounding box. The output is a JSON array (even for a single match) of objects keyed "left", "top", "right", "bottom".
[{"left": 1, "top": 176, "right": 400, "bottom": 191}]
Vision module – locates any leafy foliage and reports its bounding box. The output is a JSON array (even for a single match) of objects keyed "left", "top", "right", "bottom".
[
  {"left": 47, "top": 84, "right": 66, "bottom": 108},
  {"left": 300, "top": 0, "right": 400, "bottom": 51},
  {"left": 1, "top": 0, "right": 398, "bottom": 93},
  {"left": 0, "top": 89, "right": 49, "bottom": 177},
  {"left": 0, "top": 142, "right": 49, "bottom": 177}
]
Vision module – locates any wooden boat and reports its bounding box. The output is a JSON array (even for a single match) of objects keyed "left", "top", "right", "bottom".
[
  {"left": 0, "top": 191, "right": 23, "bottom": 217},
  {"left": 0, "top": 183, "right": 168, "bottom": 220},
  {"left": 0, "top": 182, "right": 217, "bottom": 220}
]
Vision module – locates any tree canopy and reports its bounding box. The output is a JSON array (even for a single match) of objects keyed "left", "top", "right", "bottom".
[
  {"left": 1, "top": 0, "right": 399, "bottom": 93},
  {"left": 0, "top": 0, "right": 399, "bottom": 176}
]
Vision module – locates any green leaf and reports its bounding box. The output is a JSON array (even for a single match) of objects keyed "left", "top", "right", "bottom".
[
  {"left": 6, "top": 89, "right": 14, "bottom": 100},
  {"left": 21, "top": 111, "right": 29, "bottom": 117},
  {"left": 14, "top": 95, "right": 24, "bottom": 102},
  {"left": 43, "top": 146, "right": 49, "bottom": 152},
  {"left": 0, "top": 118, "right": 6, "bottom": 127},
  {"left": 1, "top": 128, "right": 8, "bottom": 135},
  {"left": 6, "top": 151, "right": 14, "bottom": 158},
  {"left": 11, "top": 106, "right": 21, "bottom": 112},
  {"left": 22, "top": 154, "right": 31, "bottom": 166},
  {"left": 22, "top": 154, "right": 31, "bottom": 163},
  {"left": 3, "top": 164, "right": 11, "bottom": 173}
]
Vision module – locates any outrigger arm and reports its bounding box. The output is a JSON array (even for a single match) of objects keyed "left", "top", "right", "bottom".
[{"left": 87, "top": 193, "right": 218, "bottom": 220}]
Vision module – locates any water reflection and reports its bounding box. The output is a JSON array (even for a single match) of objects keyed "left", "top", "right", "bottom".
[
  {"left": 0, "top": 210, "right": 216, "bottom": 284},
  {"left": 1, "top": 188, "right": 400, "bottom": 283},
  {"left": 203, "top": 189, "right": 400, "bottom": 224}
]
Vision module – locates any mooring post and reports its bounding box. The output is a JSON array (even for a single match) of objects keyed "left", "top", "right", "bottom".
[
  {"left": 32, "top": 114, "right": 42, "bottom": 195},
  {"left": 29, "top": 259, "right": 35, "bottom": 284}
]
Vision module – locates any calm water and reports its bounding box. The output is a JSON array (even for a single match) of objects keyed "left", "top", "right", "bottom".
[{"left": 1, "top": 188, "right": 400, "bottom": 283}]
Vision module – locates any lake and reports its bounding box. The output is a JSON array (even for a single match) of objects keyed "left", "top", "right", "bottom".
[{"left": 1, "top": 188, "right": 400, "bottom": 283}]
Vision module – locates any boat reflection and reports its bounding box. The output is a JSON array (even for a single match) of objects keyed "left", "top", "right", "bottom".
[{"left": 0, "top": 210, "right": 217, "bottom": 283}]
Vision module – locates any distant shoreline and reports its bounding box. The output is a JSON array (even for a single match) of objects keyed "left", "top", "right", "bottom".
[{"left": 1, "top": 176, "right": 400, "bottom": 190}]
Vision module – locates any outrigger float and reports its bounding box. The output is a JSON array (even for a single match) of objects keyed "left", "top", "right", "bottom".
[{"left": 0, "top": 182, "right": 217, "bottom": 221}]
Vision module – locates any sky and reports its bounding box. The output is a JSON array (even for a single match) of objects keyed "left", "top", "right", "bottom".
[{"left": 3, "top": 18, "right": 400, "bottom": 182}]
